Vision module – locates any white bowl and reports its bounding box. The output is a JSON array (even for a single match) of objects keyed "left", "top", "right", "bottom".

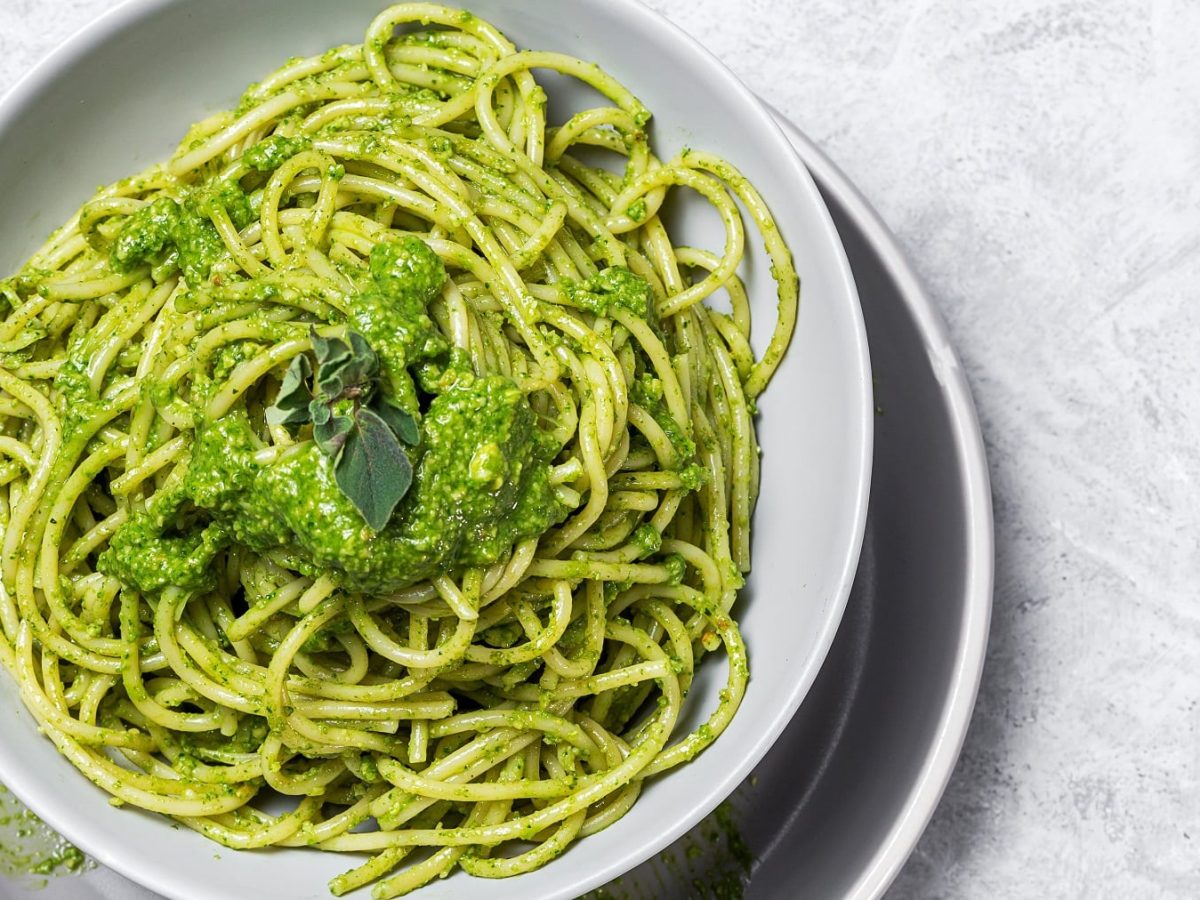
[{"left": 0, "top": 1, "right": 872, "bottom": 897}]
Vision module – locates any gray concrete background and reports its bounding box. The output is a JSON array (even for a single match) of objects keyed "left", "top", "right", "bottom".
[{"left": 1, "top": 1, "right": 1197, "bottom": 898}]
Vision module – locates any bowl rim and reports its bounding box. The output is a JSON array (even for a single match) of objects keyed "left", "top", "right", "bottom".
[{"left": 0, "top": 1, "right": 873, "bottom": 897}]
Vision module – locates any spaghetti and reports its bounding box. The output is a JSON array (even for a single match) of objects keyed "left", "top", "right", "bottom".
[{"left": 0, "top": 3, "right": 797, "bottom": 897}]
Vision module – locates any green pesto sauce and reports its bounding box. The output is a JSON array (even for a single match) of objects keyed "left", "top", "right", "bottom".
[
  {"left": 565, "top": 265, "right": 651, "bottom": 319},
  {"left": 242, "top": 134, "right": 312, "bottom": 172},
  {"left": 630, "top": 372, "right": 700, "bottom": 469},
  {"left": 210, "top": 339, "right": 267, "bottom": 385},
  {"left": 49, "top": 354, "right": 99, "bottom": 436},
  {"left": 252, "top": 373, "right": 564, "bottom": 592},
  {"left": 0, "top": 785, "right": 90, "bottom": 885},
  {"left": 101, "top": 375, "right": 565, "bottom": 596},
  {"left": 629, "top": 523, "right": 662, "bottom": 559},
  {"left": 100, "top": 496, "right": 231, "bottom": 594},
  {"left": 110, "top": 178, "right": 257, "bottom": 284},
  {"left": 99, "top": 235, "right": 564, "bottom": 595},
  {"left": 353, "top": 238, "right": 450, "bottom": 411}
]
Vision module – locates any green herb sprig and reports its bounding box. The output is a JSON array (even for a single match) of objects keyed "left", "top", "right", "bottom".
[{"left": 266, "top": 330, "right": 419, "bottom": 530}]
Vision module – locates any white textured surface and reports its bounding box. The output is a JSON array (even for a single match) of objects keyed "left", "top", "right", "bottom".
[{"left": 1, "top": 1, "right": 1197, "bottom": 898}]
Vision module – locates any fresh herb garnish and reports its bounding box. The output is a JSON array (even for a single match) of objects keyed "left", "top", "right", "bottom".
[{"left": 266, "top": 330, "right": 419, "bottom": 530}]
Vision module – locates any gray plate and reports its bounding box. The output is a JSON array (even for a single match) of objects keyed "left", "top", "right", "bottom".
[
  {"left": 746, "top": 115, "right": 993, "bottom": 900},
  {"left": 0, "top": 116, "right": 992, "bottom": 900}
]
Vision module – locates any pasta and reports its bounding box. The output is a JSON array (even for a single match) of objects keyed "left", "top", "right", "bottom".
[{"left": 0, "top": 3, "right": 797, "bottom": 896}]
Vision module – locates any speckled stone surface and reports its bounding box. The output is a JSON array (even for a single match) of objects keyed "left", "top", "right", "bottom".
[{"left": 1, "top": 1, "right": 1198, "bottom": 898}]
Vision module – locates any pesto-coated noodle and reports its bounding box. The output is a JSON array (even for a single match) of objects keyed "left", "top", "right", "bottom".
[{"left": 0, "top": 4, "right": 797, "bottom": 896}]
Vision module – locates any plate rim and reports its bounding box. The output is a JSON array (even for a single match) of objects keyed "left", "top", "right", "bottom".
[{"left": 771, "top": 110, "right": 994, "bottom": 900}]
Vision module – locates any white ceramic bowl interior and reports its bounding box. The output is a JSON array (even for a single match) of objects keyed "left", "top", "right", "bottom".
[{"left": 0, "top": 1, "right": 872, "bottom": 897}]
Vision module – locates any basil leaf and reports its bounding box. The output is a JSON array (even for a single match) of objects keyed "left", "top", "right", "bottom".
[
  {"left": 265, "top": 354, "right": 313, "bottom": 429},
  {"left": 314, "top": 413, "right": 353, "bottom": 457},
  {"left": 309, "top": 397, "right": 332, "bottom": 427},
  {"left": 317, "top": 367, "right": 347, "bottom": 402},
  {"left": 348, "top": 331, "right": 377, "bottom": 369},
  {"left": 274, "top": 330, "right": 417, "bottom": 528},
  {"left": 334, "top": 407, "right": 413, "bottom": 531},
  {"left": 311, "top": 330, "right": 351, "bottom": 372},
  {"left": 313, "top": 333, "right": 352, "bottom": 397},
  {"left": 333, "top": 331, "right": 381, "bottom": 396},
  {"left": 314, "top": 330, "right": 379, "bottom": 400},
  {"left": 372, "top": 396, "right": 420, "bottom": 446}
]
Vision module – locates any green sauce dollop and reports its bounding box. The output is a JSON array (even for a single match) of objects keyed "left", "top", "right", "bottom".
[
  {"left": 110, "top": 178, "right": 256, "bottom": 284},
  {"left": 565, "top": 265, "right": 651, "bottom": 319},
  {"left": 242, "top": 134, "right": 313, "bottom": 172},
  {"left": 352, "top": 237, "right": 451, "bottom": 411},
  {"left": 253, "top": 373, "right": 563, "bottom": 592},
  {"left": 99, "top": 238, "right": 566, "bottom": 596}
]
